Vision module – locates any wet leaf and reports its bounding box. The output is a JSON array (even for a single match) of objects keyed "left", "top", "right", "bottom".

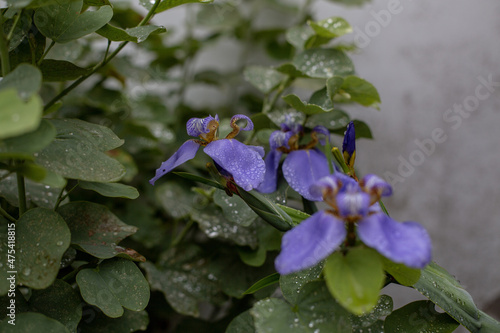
[
  {"left": 305, "top": 109, "right": 350, "bottom": 131},
  {"left": 243, "top": 273, "right": 280, "bottom": 295},
  {"left": 0, "top": 89, "right": 43, "bottom": 140},
  {"left": 282, "top": 94, "right": 333, "bottom": 115},
  {"left": 0, "top": 64, "right": 42, "bottom": 100},
  {"left": 39, "top": 60, "right": 91, "bottom": 82},
  {"left": 350, "top": 294, "right": 393, "bottom": 329},
  {"left": 243, "top": 66, "right": 287, "bottom": 94},
  {"left": 57, "top": 201, "right": 139, "bottom": 260},
  {"left": 293, "top": 48, "right": 355, "bottom": 79},
  {"left": 139, "top": 0, "right": 214, "bottom": 14},
  {"left": 0, "top": 119, "right": 56, "bottom": 160},
  {"left": 308, "top": 17, "right": 352, "bottom": 39},
  {"left": 0, "top": 312, "right": 70, "bottom": 332},
  {"left": 17, "top": 208, "right": 71, "bottom": 289},
  {"left": 76, "top": 258, "right": 150, "bottom": 318},
  {"left": 280, "top": 262, "right": 323, "bottom": 304},
  {"left": 155, "top": 181, "right": 197, "bottom": 218},
  {"left": 96, "top": 24, "right": 166, "bottom": 43},
  {"left": 79, "top": 181, "right": 139, "bottom": 199},
  {"left": 213, "top": 189, "right": 258, "bottom": 227},
  {"left": 77, "top": 308, "right": 149, "bottom": 333},
  {"left": 226, "top": 310, "right": 256, "bottom": 333}
]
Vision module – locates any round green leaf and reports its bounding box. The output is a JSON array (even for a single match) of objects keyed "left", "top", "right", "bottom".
[
  {"left": 282, "top": 94, "right": 333, "bottom": 115},
  {"left": 35, "top": 119, "right": 126, "bottom": 182},
  {"left": 308, "top": 17, "right": 352, "bottom": 39},
  {"left": 0, "top": 89, "right": 43, "bottom": 140},
  {"left": 0, "top": 64, "right": 42, "bottom": 100},
  {"left": 324, "top": 248, "right": 385, "bottom": 315},
  {"left": 96, "top": 24, "right": 166, "bottom": 43},
  {"left": 34, "top": 1, "right": 113, "bottom": 43},
  {"left": 340, "top": 76, "right": 381, "bottom": 109},
  {"left": 0, "top": 119, "right": 56, "bottom": 160},
  {"left": 79, "top": 181, "right": 139, "bottom": 199},
  {"left": 350, "top": 294, "right": 393, "bottom": 329},
  {"left": 293, "top": 48, "right": 355, "bottom": 78},
  {"left": 57, "top": 201, "right": 141, "bottom": 260},
  {"left": 76, "top": 258, "right": 150, "bottom": 318},
  {"left": 286, "top": 25, "right": 316, "bottom": 50},
  {"left": 29, "top": 280, "right": 82, "bottom": 332},
  {"left": 17, "top": 208, "right": 71, "bottom": 289},
  {"left": 213, "top": 189, "right": 258, "bottom": 227},
  {"left": 243, "top": 66, "right": 287, "bottom": 94},
  {"left": 0, "top": 312, "right": 69, "bottom": 333},
  {"left": 77, "top": 308, "right": 149, "bottom": 333},
  {"left": 279, "top": 262, "right": 323, "bottom": 304},
  {"left": 382, "top": 256, "right": 421, "bottom": 286},
  {"left": 226, "top": 310, "right": 256, "bottom": 333},
  {"left": 155, "top": 181, "right": 196, "bottom": 218},
  {"left": 305, "top": 109, "right": 350, "bottom": 131},
  {"left": 385, "top": 300, "right": 459, "bottom": 333},
  {"left": 39, "top": 60, "right": 91, "bottom": 82}
]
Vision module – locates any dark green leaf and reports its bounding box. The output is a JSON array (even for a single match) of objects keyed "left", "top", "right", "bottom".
[
  {"left": 96, "top": 24, "right": 166, "bottom": 43},
  {"left": 293, "top": 48, "right": 355, "bottom": 78},
  {"left": 305, "top": 109, "right": 350, "bottom": 131},
  {"left": 0, "top": 119, "right": 56, "bottom": 160},
  {"left": 279, "top": 262, "right": 323, "bottom": 304},
  {"left": 34, "top": 1, "right": 113, "bottom": 43},
  {"left": 17, "top": 208, "right": 71, "bottom": 289},
  {"left": 155, "top": 181, "right": 197, "bottom": 218},
  {"left": 84, "top": 0, "right": 111, "bottom": 6},
  {"left": 243, "top": 66, "right": 287, "bottom": 94},
  {"left": 0, "top": 89, "right": 43, "bottom": 140},
  {"left": 0, "top": 312, "right": 69, "bottom": 332},
  {"left": 76, "top": 258, "right": 150, "bottom": 318},
  {"left": 39, "top": 60, "right": 91, "bottom": 82},
  {"left": 243, "top": 273, "right": 280, "bottom": 295},
  {"left": 57, "top": 201, "right": 143, "bottom": 261},
  {"left": 237, "top": 220, "right": 282, "bottom": 267},
  {"left": 29, "top": 280, "right": 82, "bottom": 332},
  {"left": 146, "top": 0, "right": 214, "bottom": 14},
  {"left": 36, "top": 119, "right": 126, "bottom": 182},
  {"left": 324, "top": 248, "right": 385, "bottom": 315},
  {"left": 173, "top": 172, "right": 225, "bottom": 190},
  {"left": 214, "top": 189, "right": 258, "bottom": 227},
  {"left": 79, "top": 181, "right": 139, "bottom": 199},
  {"left": 413, "top": 261, "right": 481, "bottom": 332},
  {"left": 77, "top": 308, "right": 149, "bottom": 333},
  {"left": 226, "top": 310, "right": 256, "bottom": 333},
  {"left": 0, "top": 64, "right": 42, "bottom": 100},
  {"left": 382, "top": 256, "right": 421, "bottom": 286},
  {"left": 385, "top": 300, "right": 459, "bottom": 333},
  {"left": 350, "top": 294, "right": 393, "bottom": 329},
  {"left": 283, "top": 93, "right": 333, "bottom": 115},
  {"left": 251, "top": 113, "right": 279, "bottom": 132}
]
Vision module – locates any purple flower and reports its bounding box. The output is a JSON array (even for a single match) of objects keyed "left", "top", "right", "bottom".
[
  {"left": 150, "top": 114, "right": 265, "bottom": 191},
  {"left": 343, "top": 121, "right": 356, "bottom": 168},
  {"left": 275, "top": 173, "right": 432, "bottom": 274},
  {"left": 257, "top": 119, "right": 332, "bottom": 201}
]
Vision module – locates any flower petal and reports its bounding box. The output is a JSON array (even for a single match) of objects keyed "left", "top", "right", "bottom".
[
  {"left": 186, "top": 115, "right": 218, "bottom": 137},
  {"left": 275, "top": 210, "right": 346, "bottom": 275},
  {"left": 256, "top": 149, "right": 282, "bottom": 193},
  {"left": 283, "top": 149, "right": 331, "bottom": 201},
  {"left": 358, "top": 213, "right": 432, "bottom": 268},
  {"left": 342, "top": 121, "right": 355, "bottom": 156},
  {"left": 230, "top": 114, "right": 254, "bottom": 131},
  {"left": 149, "top": 140, "right": 200, "bottom": 185},
  {"left": 247, "top": 145, "right": 265, "bottom": 158},
  {"left": 204, "top": 139, "right": 265, "bottom": 191},
  {"left": 361, "top": 174, "right": 393, "bottom": 197},
  {"left": 312, "top": 125, "right": 330, "bottom": 145},
  {"left": 269, "top": 130, "right": 294, "bottom": 150},
  {"left": 336, "top": 184, "right": 370, "bottom": 218}
]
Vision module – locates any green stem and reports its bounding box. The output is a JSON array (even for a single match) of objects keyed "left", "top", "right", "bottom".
[
  {"left": 0, "top": 206, "right": 16, "bottom": 223},
  {"left": 171, "top": 219, "right": 195, "bottom": 248},
  {"left": 379, "top": 200, "right": 389, "bottom": 216},
  {"left": 0, "top": 18, "right": 11, "bottom": 76},
  {"left": 36, "top": 40, "right": 55, "bottom": 66},
  {"left": 16, "top": 169, "right": 26, "bottom": 216},
  {"left": 6, "top": 10, "right": 22, "bottom": 41},
  {"left": 54, "top": 181, "right": 80, "bottom": 210},
  {"left": 43, "top": 0, "right": 162, "bottom": 113},
  {"left": 263, "top": 77, "right": 293, "bottom": 114}
]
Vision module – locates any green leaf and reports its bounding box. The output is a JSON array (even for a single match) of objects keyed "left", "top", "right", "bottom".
[
  {"left": 308, "top": 17, "right": 352, "bottom": 39},
  {"left": 324, "top": 248, "right": 385, "bottom": 315},
  {"left": 76, "top": 258, "right": 150, "bottom": 318},
  {"left": 96, "top": 24, "right": 166, "bottom": 43},
  {"left": 285, "top": 25, "right": 316, "bottom": 50},
  {"left": 276, "top": 204, "right": 310, "bottom": 226},
  {"left": 29, "top": 280, "right": 82, "bottom": 332},
  {"left": 293, "top": 48, "right": 355, "bottom": 78},
  {"left": 0, "top": 312, "right": 69, "bottom": 333},
  {"left": 339, "top": 76, "right": 381, "bottom": 108},
  {"left": 382, "top": 256, "right": 421, "bottom": 286},
  {"left": 283, "top": 93, "right": 333, "bottom": 115},
  {"left": 251, "top": 281, "right": 353, "bottom": 333},
  {"left": 39, "top": 60, "right": 91, "bottom": 82},
  {"left": 57, "top": 201, "right": 143, "bottom": 261},
  {"left": 0, "top": 64, "right": 42, "bottom": 100},
  {"left": 478, "top": 310, "right": 500, "bottom": 332},
  {"left": 140, "top": 0, "right": 214, "bottom": 14},
  {"left": 385, "top": 300, "right": 459, "bottom": 333},
  {"left": 214, "top": 189, "right": 258, "bottom": 227},
  {"left": 15, "top": 162, "right": 47, "bottom": 182},
  {"left": 84, "top": 0, "right": 111, "bottom": 6},
  {"left": 326, "top": 76, "right": 345, "bottom": 98},
  {"left": 237, "top": 220, "right": 282, "bottom": 267},
  {"left": 243, "top": 273, "right": 280, "bottom": 295},
  {"left": 173, "top": 172, "right": 226, "bottom": 190},
  {"left": 413, "top": 261, "right": 481, "bottom": 332},
  {"left": 251, "top": 113, "right": 278, "bottom": 132},
  {"left": 0, "top": 119, "right": 56, "bottom": 160},
  {"left": 350, "top": 294, "right": 393, "bottom": 329},
  {"left": 79, "top": 181, "right": 139, "bottom": 199},
  {"left": 0, "top": 89, "right": 43, "bottom": 140},
  {"left": 36, "top": 119, "right": 126, "bottom": 182},
  {"left": 77, "top": 309, "right": 149, "bottom": 333},
  {"left": 155, "top": 181, "right": 197, "bottom": 218},
  {"left": 275, "top": 63, "right": 310, "bottom": 78},
  {"left": 17, "top": 208, "right": 71, "bottom": 289},
  {"left": 279, "top": 262, "right": 323, "bottom": 304},
  {"left": 226, "top": 310, "right": 256, "bottom": 333},
  {"left": 34, "top": 1, "right": 113, "bottom": 43},
  {"left": 305, "top": 109, "right": 350, "bottom": 131},
  {"left": 243, "top": 66, "right": 287, "bottom": 94}
]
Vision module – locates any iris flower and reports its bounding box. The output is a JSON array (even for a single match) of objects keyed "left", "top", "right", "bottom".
[
  {"left": 150, "top": 114, "right": 266, "bottom": 191},
  {"left": 275, "top": 172, "right": 432, "bottom": 274},
  {"left": 257, "top": 117, "right": 332, "bottom": 201}
]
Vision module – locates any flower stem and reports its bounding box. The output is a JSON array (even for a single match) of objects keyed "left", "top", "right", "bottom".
[
  {"left": 0, "top": 16, "right": 11, "bottom": 76},
  {"left": 346, "top": 222, "right": 356, "bottom": 247},
  {"left": 43, "top": 0, "right": 162, "bottom": 113},
  {"left": 16, "top": 168, "right": 27, "bottom": 216},
  {"left": 0, "top": 206, "right": 16, "bottom": 223},
  {"left": 36, "top": 40, "right": 55, "bottom": 66},
  {"left": 6, "top": 10, "right": 22, "bottom": 41}
]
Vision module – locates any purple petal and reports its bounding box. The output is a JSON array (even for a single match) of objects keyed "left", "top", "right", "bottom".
[
  {"left": 313, "top": 125, "right": 330, "bottom": 145},
  {"left": 247, "top": 145, "right": 265, "bottom": 158},
  {"left": 342, "top": 121, "right": 355, "bottom": 156},
  {"left": 336, "top": 184, "right": 370, "bottom": 218},
  {"left": 358, "top": 213, "right": 432, "bottom": 269},
  {"left": 186, "top": 115, "right": 218, "bottom": 137},
  {"left": 275, "top": 210, "right": 346, "bottom": 275},
  {"left": 309, "top": 172, "right": 357, "bottom": 199},
  {"left": 280, "top": 115, "right": 303, "bottom": 134},
  {"left": 204, "top": 139, "right": 265, "bottom": 191},
  {"left": 361, "top": 174, "right": 393, "bottom": 197},
  {"left": 269, "top": 130, "right": 295, "bottom": 150},
  {"left": 283, "top": 149, "right": 331, "bottom": 201},
  {"left": 256, "top": 149, "right": 282, "bottom": 193},
  {"left": 149, "top": 140, "right": 200, "bottom": 185},
  {"left": 231, "top": 114, "right": 254, "bottom": 131}
]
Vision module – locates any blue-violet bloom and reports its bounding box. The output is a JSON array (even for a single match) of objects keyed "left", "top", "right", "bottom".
[
  {"left": 275, "top": 173, "right": 432, "bottom": 274},
  {"left": 150, "top": 114, "right": 266, "bottom": 191},
  {"left": 257, "top": 117, "right": 332, "bottom": 201},
  {"left": 343, "top": 121, "right": 356, "bottom": 168}
]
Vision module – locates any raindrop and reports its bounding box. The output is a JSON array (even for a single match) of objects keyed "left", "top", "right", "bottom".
[
  {"left": 22, "top": 268, "right": 31, "bottom": 276},
  {"left": 56, "top": 241, "right": 64, "bottom": 246}
]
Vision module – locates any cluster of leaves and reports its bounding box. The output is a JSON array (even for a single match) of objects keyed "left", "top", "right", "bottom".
[{"left": 0, "top": 0, "right": 498, "bottom": 332}]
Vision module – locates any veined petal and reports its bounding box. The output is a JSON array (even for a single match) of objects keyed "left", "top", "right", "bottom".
[
  {"left": 342, "top": 121, "right": 355, "bottom": 156},
  {"left": 309, "top": 172, "right": 357, "bottom": 200},
  {"left": 281, "top": 115, "right": 303, "bottom": 134},
  {"left": 256, "top": 149, "right": 282, "bottom": 193},
  {"left": 275, "top": 210, "right": 346, "bottom": 275},
  {"left": 186, "top": 115, "right": 218, "bottom": 137},
  {"left": 283, "top": 149, "right": 331, "bottom": 201},
  {"left": 204, "top": 139, "right": 265, "bottom": 191},
  {"left": 358, "top": 213, "right": 432, "bottom": 269},
  {"left": 230, "top": 114, "right": 254, "bottom": 131},
  {"left": 269, "top": 130, "right": 294, "bottom": 150},
  {"left": 149, "top": 140, "right": 200, "bottom": 185},
  {"left": 361, "top": 174, "right": 393, "bottom": 197},
  {"left": 312, "top": 125, "right": 330, "bottom": 145},
  {"left": 247, "top": 145, "right": 265, "bottom": 158},
  {"left": 336, "top": 184, "right": 370, "bottom": 218}
]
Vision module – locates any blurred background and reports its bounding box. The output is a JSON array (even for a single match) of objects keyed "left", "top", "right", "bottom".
[{"left": 141, "top": 0, "right": 500, "bottom": 322}]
